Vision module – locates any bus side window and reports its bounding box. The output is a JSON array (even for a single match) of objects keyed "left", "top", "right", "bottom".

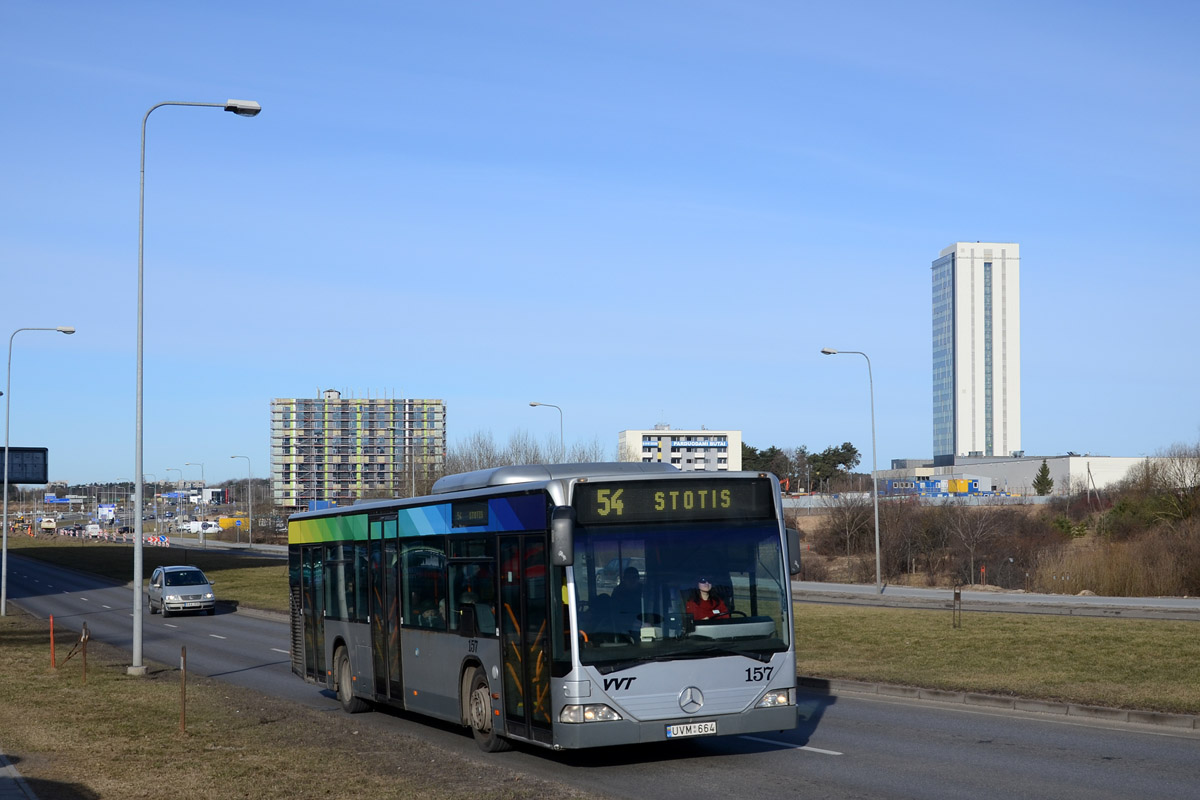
[
  {"left": 450, "top": 562, "right": 496, "bottom": 635},
  {"left": 402, "top": 539, "right": 447, "bottom": 629}
]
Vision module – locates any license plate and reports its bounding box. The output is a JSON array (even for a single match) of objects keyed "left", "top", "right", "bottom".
[{"left": 666, "top": 721, "right": 716, "bottom": 738}]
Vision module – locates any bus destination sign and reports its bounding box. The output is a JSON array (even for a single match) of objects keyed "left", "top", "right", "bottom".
[{"left": 573, "top": 478, "right": 774, "bottom": 525}]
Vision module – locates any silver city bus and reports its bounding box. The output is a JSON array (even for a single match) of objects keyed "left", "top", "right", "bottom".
[{"left": 288, "top": 462, "right": 802, "bottom": 751}]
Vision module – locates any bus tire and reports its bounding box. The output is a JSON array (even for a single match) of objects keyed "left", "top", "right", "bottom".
[
  {"left": 335, "top": 647, "right": 369, "bottom": 714},
  {"left": 467, "top": 666, "right": 511, "bottom": 752}
]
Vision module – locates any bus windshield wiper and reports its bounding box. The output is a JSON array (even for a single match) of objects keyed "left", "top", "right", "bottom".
[
  {"left": 681, "top": 644, "right": 775, "bottom": 663},
  {"left": 594, "top": 655, "right": 659, "bottom": 675}
]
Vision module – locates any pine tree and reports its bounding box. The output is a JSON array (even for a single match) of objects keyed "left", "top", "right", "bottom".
[{"left": 1032, "top": 459, "right": 1054, "bottom": 496}]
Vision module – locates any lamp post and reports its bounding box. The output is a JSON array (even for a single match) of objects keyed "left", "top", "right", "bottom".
[
  {"left": 230, "top": 455, "right": 252, "bottom": 546},
  {"left": 164, "top": 468, "right": 182, "bottom": 525},
  {"left": 143, "top": 474, "right": 158, "bottom": 535},
  {"left": 131, "top": 99, "right": 261, "bottom": 675},
  {"left": 528, "top": 401, "right": 564, "bottom": 460},
  {"left": 3, "top": 326, "right": 76, "bottom": 616},
  {"left": 184, "top": 461, "right": 205, "bottom": 518},
  {"left": 820, "top": 347, "right": 883, "bottom": 594}
]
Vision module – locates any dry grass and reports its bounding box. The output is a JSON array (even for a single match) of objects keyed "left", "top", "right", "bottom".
[
  {"left": 1033, "top": 532, "right": 1200, "bottom": 597},
  {"left": 0, "top": 610, "right": 605, "bottom": 800},
  {"left": 796, "top": 604, "right": 1200, "bottom": 714}
]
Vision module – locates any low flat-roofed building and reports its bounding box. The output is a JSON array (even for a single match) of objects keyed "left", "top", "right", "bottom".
[{"left": 882, "top": 453, "right": 1151, "bottom": 497}]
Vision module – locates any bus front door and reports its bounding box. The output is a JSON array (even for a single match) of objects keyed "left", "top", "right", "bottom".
[
  {"left": 499, "top": 534, "right": 552, "bottom": 744},
  {"left": 301, "top": 546, "right": 325, "bottom": 682}
]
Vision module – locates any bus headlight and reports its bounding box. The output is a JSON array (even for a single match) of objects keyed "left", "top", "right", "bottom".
[
  {"left": 559, "top": 704, "right": 623, "bottom": 723},
  {"left": 755, "top": 688, "right": 794, "bottom": 708}
]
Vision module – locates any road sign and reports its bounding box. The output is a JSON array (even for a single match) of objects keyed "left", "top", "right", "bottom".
[{"left": 4, "top": 447, "right": 48, "bottom": 484}]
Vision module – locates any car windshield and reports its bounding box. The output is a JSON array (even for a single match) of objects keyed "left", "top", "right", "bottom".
[
  {"left": 165, "top": 570, "right": 208, "bottom": 587},
  {"left": 572, "top": 520, "right": 789, "bottom": 671}
]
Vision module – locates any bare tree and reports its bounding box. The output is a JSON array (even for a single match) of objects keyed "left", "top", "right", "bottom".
[
  {"left": 443, "top": 429, "right": 613, "bottom": 479},
  {"left": 1155, "top": 441, "right": 1200, "bottom": 527},
  {"left": 945, "top": 501, "right": 1006, "bottom": 584},
  {"left": 568, "top": 436, "right": 611, "bottom": 463},
  {"left": 821, "top": 492, "right": 872, "bottom": 560}
]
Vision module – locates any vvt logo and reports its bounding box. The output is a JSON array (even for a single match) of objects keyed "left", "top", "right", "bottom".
[{"left": 603, "top": 676, "right": 637, "bottom": 692}]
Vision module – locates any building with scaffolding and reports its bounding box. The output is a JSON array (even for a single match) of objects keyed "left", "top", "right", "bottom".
[{"left": 270, "top": 390, "right": 446, "bottom": 514}]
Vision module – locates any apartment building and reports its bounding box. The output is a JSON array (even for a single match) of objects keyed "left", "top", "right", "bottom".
[
  {"left": 618, "top": 424, "right": 742, "bottom": 471},
  {"left": 270, "top": 390, "right": 445, "bottom": 514}
]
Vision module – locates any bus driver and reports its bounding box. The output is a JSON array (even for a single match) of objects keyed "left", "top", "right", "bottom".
[{"left": 685, "top": 577, "right": 727, "bottom": 620}]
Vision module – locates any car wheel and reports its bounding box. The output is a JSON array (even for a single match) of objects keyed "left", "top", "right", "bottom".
[
  {"left": 161, "top": 604, "right": 171, "bottom": 618},
  {"left": 335, "top": 647, "right": 369, "bottom": 714},
  {"left": 467, "top": 666, "right": 512, "bottom": 752}
]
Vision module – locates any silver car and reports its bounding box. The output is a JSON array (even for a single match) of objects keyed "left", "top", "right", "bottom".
[{"left": 148, "top": 565, "right": 216, "bottom": 617}]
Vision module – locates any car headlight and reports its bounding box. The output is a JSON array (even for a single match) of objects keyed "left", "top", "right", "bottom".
[
  {"left": 755, "top": 688, "right": 794, "bottom": 708},
  {"left": 559, "top": 704, "right": 623, "bottom": 723},
  {"left": 202, "top": 592, "right": 214, "bottom": 600},
  {"left": 165, "top": 594, "right": 181, "bottom": 603}
]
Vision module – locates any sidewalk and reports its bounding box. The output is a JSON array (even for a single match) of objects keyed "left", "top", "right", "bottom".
[{"left": 0, "top": 750, "right": 37, "bottom": 800}]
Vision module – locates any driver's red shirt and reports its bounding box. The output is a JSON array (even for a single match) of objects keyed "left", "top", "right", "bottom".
[{"left": 686, "top": 594, "right": 728, "bottom": 620}]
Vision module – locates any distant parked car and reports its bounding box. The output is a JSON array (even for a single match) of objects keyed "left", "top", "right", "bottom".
[
  {"left": 118, "top": 526, "right": 132, "bottom": 534},
  {"left": 147, "top": 566, "right": 216, "bottom": 617}
]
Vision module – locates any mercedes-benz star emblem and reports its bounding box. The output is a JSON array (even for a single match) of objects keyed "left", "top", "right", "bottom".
[{"left": 679, "top": 686, "right": 704, "bottom": 714}]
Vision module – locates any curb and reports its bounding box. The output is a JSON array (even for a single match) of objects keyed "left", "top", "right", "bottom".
[
  {"left": 0, "top": 749, "right": 38, "bottom": 800},
  {"left": 797, "top": 676, "right": 1200, "bottom": 731}
]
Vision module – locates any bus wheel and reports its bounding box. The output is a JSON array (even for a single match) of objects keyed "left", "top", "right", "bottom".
[
  {"left": 467, "top": 667, "right": 511, "bottom": 752},
  {"left": 335, "top": 647, "right": 369, "bottom": 714}
]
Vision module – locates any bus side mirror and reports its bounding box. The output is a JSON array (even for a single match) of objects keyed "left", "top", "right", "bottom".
[
  {"left": 786, "top": 528, "right": 803, "bottom": 576},
  {"left": 550, "top": 506, "right": 575, "bottom": 567}
]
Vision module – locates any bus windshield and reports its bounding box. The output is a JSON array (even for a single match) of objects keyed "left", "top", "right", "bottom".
[{"left": 572, "top": 519, "right": 790, "bottom": 672}]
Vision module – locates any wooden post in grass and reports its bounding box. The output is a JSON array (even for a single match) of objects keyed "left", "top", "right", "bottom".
[
  {"left": 952, "top": 587, "right": 962, "bottom": 629},
  {"left": 180, "top": 645, "right": 187, "bottom": 733},
  {"left": 50, "top": 615, "right": 56, "bottom": 668},
  {"left": 80, "top": 622, "right": 90, "bottom": 684}
]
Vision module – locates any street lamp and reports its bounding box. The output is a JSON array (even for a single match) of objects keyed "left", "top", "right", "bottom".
[
  {"left": 164, "top": 468, "right": 182, "bottom": 525},
  {"left": 820, "top": 347, "right": 883, "bottom": 594},
  {"left": 143, "top": 474, "right": 158, "bottom": 535},
  {"left": 529, "top": 401, "right": 564, "bottom": 460},
  {"left": 231, "top": 455, "right": 252, "bottom": 546},
  {"left": 132, "top": 99, "right": 261, "bottom": 675},
  {"left": 184, "top": 461, "right": 205, "bottom": 518},
  {"left": 3, "top": 325, "right": 75, "bottom": 616}
]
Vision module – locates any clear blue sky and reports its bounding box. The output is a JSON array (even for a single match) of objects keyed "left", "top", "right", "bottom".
[{"left": 3, "top": 1, "right": 1197, "bottom": 485}]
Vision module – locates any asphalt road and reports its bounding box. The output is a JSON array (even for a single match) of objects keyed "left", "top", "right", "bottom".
[
  {"left": 7, "top": 555, "right": 1199, "bottom": 799},
  {"left": 793, "top": 580, "right": 1200, "bottom": 620}
]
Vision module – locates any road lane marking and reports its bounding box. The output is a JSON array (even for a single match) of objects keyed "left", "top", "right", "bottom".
[
  {"left": 271, "top": 648, "right": 290, "bottom": 655},
  {"left": 739, "top": 735, "right": 843, "bottom": 755},
  {"left": 209, "top": 634, "right": 227, "bottom": 640},
  {"left": 102, "top": 605, "right": 112, "bottom": 609},
  {"left": 799, "top": 745, "right": 844, "bottom": 756},
  {"left": 165, "top": 623, "right": 178, "bottom": 628}
]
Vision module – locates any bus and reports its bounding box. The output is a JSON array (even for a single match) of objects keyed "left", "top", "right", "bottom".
[{"left": 288, "top": 462, "right": 802, "bottom": 751}]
